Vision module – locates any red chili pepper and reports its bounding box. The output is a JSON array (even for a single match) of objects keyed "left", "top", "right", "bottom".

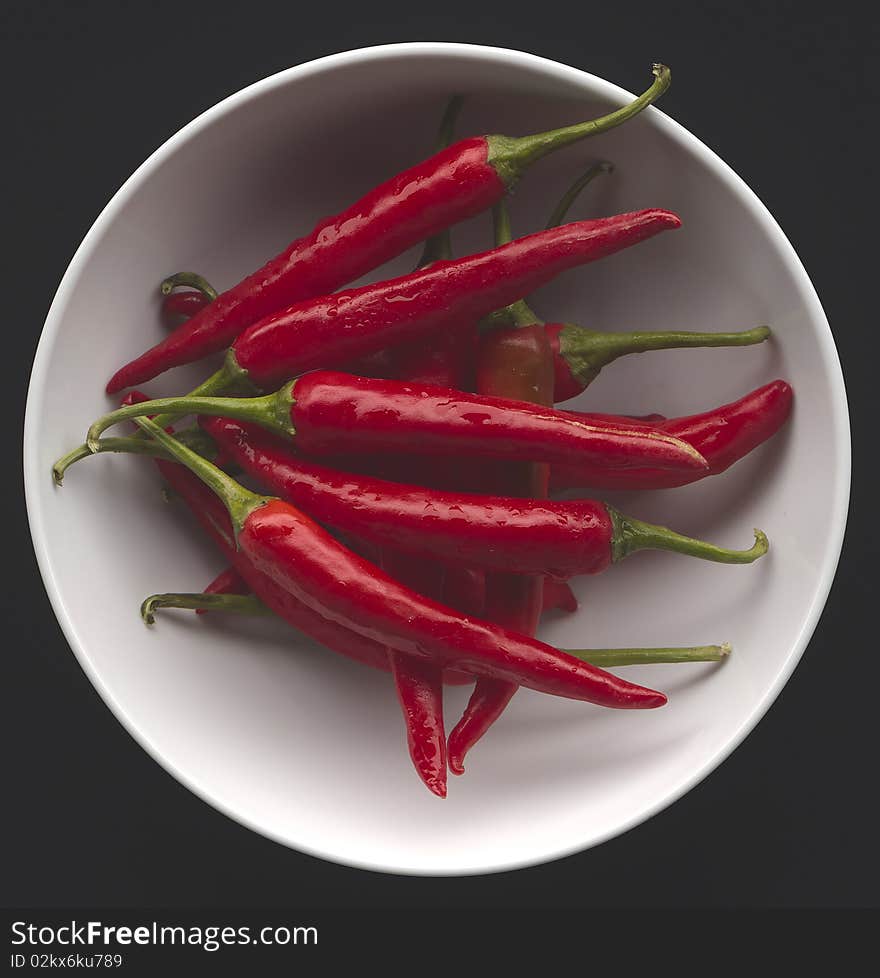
[
  {"left": 195, "top": 413, "right": 768, "bottom": 580},
  {"left": 89, "top": 369, "right": 707, "bottom": 473},
  {"left": 347, "top": 317, "right": 766, "bottom": 406},
  {"left": 546, "top": 323, "right": 771, "bottom": 403},
  {"left": 551, "top": 380, "right": 793, "bottom": 491},
  {"left": 106, "top": 67, "right": 670, "bottom": 393},
  {"left": 127, "top": 417, "right": 668, "bottom": 710},
  {"left": 448, "top": 200, "right": 556, "bottom": 773}
]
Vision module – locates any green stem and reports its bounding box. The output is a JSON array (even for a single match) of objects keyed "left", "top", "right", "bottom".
[
  {"left": 545, "top": 161, "right": 614, "bottom": 229},
  {"left": 487, "top": 64, "right": 671, "bottom": 187},
  {"left": 86, "top": 380, "right": 291, "bottom": 453},
  {"left": 566, "top": 644, "right": 731, "bottom": 666},
  {"left": 140, "top": 588, "right": 731, "bottom": 667},
  {"left": 492, "top": 198, "right": 513, "bottom": 247},
  {"left": 141, "top": 591, "right": 269, "bottom": 624},
  {"left": 609, "top": 507, "right": 769, "bottom": 564},
  {"left": 55, "top": 351, "right": 255, "bottom": 482},
  {"left": 52, "top": 428, "right": 217, "bottom": 486},
  {"left": 159, "top": 271, "right": 218, "bottom": 301},
  {"left": 417, "top": 96, "right": 465, "bottom": 267},
  {"left": 559, "top": 324, "right": 771, "bottom": 390},
  {"left": 131, "top": 417, "right": 271, "bottom": 536},
  {"left": 146, "top": 350, "right": 256, "bottom": 433}
]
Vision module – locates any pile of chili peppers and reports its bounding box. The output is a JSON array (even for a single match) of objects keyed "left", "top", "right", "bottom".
[{"left": 54, "top": 65, "right": 793, "bottom": 797}]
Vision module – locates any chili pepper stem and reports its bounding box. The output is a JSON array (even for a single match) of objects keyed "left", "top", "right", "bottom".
[
  {"left": 139, "top": 586, "right": 732, "bottom": 665},
  {"left": 145, "top": 350, "right": 256, "bottom": 432},
  {"left": 132, "top": 416, "right": 272, "bottom": 537},
  {"left": 609, "top": 507, "right": 769, "bottom": 564},
  {"left": 55, "top": 352, "right": 253, "bottom": 480},
  {"left": 54, "top": 438, "right": 165, "bottom": 485},
  {"left": 565, "top": 643, "right": 731, "bottom": 666},
  {"left": 160, "top": 271, "right": 217, "bottom": 300},
  {"left": 560, "top": 325, "right": 771, "bottom": 387},
  {"left": 86, "top": 383, "right": 293, "bottom": 454},
  {"left": 487, "top": 65, "right": 671, "bottom": 186},
  {"left": 52, "top": 429, "right": 217, "bottom": 485},
  {"left": 546, "top": 162, "right": 614, "bottom": 229},
  {"left": 141, "top": 592, "right": 269, "bottom": 624}
]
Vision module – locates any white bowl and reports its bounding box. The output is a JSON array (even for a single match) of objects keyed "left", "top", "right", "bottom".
[{"left": 24, "top": 43, "right": 849, "bottom": 875}]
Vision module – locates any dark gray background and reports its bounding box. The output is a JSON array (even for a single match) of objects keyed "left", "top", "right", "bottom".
[{"left": 5, "top": 0, "right": 875, "bottom": 908}]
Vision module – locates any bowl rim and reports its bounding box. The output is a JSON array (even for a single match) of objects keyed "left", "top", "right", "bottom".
[{"left": 23, "top": 41, "right": 851, "bottom": 876}]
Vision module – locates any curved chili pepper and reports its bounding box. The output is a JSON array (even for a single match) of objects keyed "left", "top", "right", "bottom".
[
  {"left": 106, "top": 66, "right": 670, "bottom": 393},
  {"left": 551, "top": 380, "right": 794, "bottom": 491},
  {"left": 88, "top": 370, "right": 707, "bottom": 472},
  {"left": 449, "top": 199, "right": 555, "bottom": 774},
  {"left": 152, "top": 456, "right": 472, "bottom": 685},
  {"left": 126, "top": 417, "right": 668, "bottom": 709}
]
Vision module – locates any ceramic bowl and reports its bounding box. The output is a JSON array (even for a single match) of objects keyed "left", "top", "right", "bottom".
[{"left": 24, "top": 43, "right": 849, "bottom": 874}]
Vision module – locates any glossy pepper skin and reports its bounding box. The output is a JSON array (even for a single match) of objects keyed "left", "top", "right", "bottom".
[
  {"left": 90, "top": 369, "right": 707, "bottom": 472},
  {"left": 106, "top": 66, "right": 670, "bottom": 393},
  {"left": 286, "top": 371, "right": 702, "bottom": 470},
  {"left": 551, "top": 380, "right": 793, "bottom": 492},
  {"left": 134, "top": 418, "right": 667, "bottom": 710},
  {"left": 217, "top": 210, "right": 681, "bottom": 391},
  {"left": 199, "top": 416, "right": 765, "bottom": 578},
  {"left": 288, "top": 371, "right": 704, "bottom": 469}
]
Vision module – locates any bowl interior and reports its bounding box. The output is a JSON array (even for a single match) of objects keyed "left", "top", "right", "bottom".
[{"left": 25, "top": 44, "right": 848, "bottom": 874}]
